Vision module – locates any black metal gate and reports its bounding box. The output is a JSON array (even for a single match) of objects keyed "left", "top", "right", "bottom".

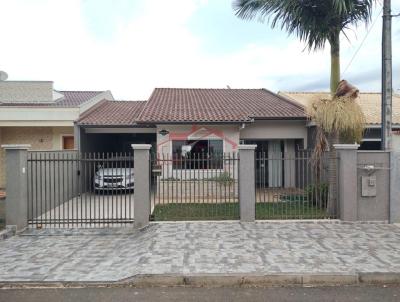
[
  {"left": 255, "top": 150, "right": 338, "bottom": 220},
  {"left": 27, "top": 151, "right": 134, "bottom": 228}
]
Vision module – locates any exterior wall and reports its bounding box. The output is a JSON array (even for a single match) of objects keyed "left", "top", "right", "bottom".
[
  {"left": 239, "top": 120, "right": 308, "bottom": 146},
  {"left": 156, "top": 124, "right": 240, "bottom": 154},
  {"left": 156, "top": 124, "right": 240, "bottom": 179},
  {"left": 0, "top": 126, "right": 74, "bottom": 188},
  {"left": 357, "top": 151, "right": 390, "bottom": 221},
  {"left": 0, "top": 107, "right": 79, "bottom": 126},
  {"left": 393, "top": 131, "right": 400, "bottom": 151},
  {"left": 0, "top": 81, "right": 53, "bottom": 103}
]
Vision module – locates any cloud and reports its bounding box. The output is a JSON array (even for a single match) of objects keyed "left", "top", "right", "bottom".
[{"left": 0, "top": 0, "right": 398, "bottom": 99}]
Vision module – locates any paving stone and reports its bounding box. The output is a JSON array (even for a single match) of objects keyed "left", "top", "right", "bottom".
[{"left": 0, "top": 222, "right": 399, "bottom": 282}]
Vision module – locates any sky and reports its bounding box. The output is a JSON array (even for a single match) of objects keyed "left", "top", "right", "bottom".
[{"left": 0, "top": 0, "right": 399, "bottom": 100}]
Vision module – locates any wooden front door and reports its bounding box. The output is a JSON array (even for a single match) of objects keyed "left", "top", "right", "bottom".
[{"left": 62, "top": 136, "right": 75, "bottom": 150}]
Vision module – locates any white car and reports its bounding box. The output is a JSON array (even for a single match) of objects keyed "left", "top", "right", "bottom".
[{"left": 94, "top": 167, "right": 134, "bottom": 192}]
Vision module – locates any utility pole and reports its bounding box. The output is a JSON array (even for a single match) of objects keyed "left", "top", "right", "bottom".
[{"left": 382, "top": 0, "right": 392, "bottom": 150}]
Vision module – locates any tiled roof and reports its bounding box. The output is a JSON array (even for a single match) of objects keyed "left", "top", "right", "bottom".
[
  {"left": 137, "top": 88, "right": 306, "bottom": 123},
  {"left": 55, "top": 91, "right": 105, "bottom": 107},
  {"left": 77, "top": 100, "right": 147, "bottom": 125},
  {"left": 0, "top": 91, "right": 105, "bottom": 107},
  {"left": 279, "top": 91, "right": 400, "bottom": 125}
]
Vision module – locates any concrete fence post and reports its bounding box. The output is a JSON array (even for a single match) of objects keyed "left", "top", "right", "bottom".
[
  {"left": 132, "top": 144, "right": 151, "bottom": 229},
  {"left": 239, "top": 145, "right": 257, "bottom": 222},
  {"left": 1, "top": 144, "right": 31, "bottom": 230},
  {"left": 334, "top": 144, "right": 359, "bottom": 221},
  {"left": 390, "top": 151, "right": 400, "bottom": 223}
]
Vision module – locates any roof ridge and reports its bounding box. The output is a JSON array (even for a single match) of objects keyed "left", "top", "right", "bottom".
[
  {"left": 76, "top": 99, "right": 108, "bottom": 122},
  {"left": 262, "top": 88, "right": 306, "bottom": 111},
  {"left": 280, "top": 91, "right": 392, "bottom": 95},
  {"left": 58, "top": 90, "right": 105, "bottom": 93},
  {"left": 153, "top": 87, "right": 264, "bottom": 91},
  {"left": 109, "top": 100, "right": 147, "bottom": 103}
]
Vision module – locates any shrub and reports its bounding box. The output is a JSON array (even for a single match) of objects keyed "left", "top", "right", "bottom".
[
  {"left": 211, "top": 172, "right": 234, "bottom": 186},
  {"left": 305, "top": 183, "right": 329, "bottom": 207}
]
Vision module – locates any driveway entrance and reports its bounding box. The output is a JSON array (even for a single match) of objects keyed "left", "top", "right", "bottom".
[
  {"left": 34, "top": 192, "right": 134, "bottom": 228},
  {"left": 27, "top": 151, "right": 135, "bottom": 228}
]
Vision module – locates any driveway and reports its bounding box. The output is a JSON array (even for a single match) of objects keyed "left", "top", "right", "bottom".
[
  {"left": 0, "top": 222, "right": 400, "bottom": 282},
  {"left": 32, "top": 192, "right": 134, "bottom": 228}
]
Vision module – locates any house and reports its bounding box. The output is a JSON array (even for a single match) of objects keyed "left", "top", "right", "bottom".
[
  {"left": 76, "top": 88, "right": 308, "bottom": 154},
  {"left": 75, "top": 88, "right": 308, "bottom": 187},
  {"left": 0, "top": 80, "right": 113, "bottom": 188},
  {"left": 279, "top": 91, "right": 400, "bottom": 150}
]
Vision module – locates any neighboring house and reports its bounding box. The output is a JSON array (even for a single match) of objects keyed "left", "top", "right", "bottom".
[
  {"left": 279, "top": 91, "right": 400, "bottom": 150},
  {"left": 0, "top": 80, "right": 113, "bottom": 188},
  {"left": 76, "top": 88, "right": 308, "bottom": 187}
]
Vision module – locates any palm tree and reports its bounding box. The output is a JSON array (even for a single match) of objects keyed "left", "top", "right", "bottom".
[
  {"left": 234, "top": 0, "right": 373, "bottom": 215},
  {"left": 233, "top": 0, "right": 374, "bottom": 94}
]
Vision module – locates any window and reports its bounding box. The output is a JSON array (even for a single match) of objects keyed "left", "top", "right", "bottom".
[
  {"left": 172, "top": 139, "right": 223, "bottom": 169},
  {"left": 62, "top": 136, "right": 74, "bottom": 150}
]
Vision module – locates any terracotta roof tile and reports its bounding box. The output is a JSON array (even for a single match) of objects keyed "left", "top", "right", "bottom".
[
  {"left": 77, "top": 101, "right": 146, "bottom": 125},
  {"left": 137, "top": 88, "right": 306, "bottom": 123},
  {"left": 279, "top": 91, "right": 400, "bottom": 125}
]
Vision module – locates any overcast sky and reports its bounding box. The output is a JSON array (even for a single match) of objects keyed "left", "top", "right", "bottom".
[{"left": 0, "top": 0, "right": 399, "bottom": 100}]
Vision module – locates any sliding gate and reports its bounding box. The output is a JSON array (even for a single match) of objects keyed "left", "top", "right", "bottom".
[{"left": 27, "top": 151, "right": 135, "bottom": 228}]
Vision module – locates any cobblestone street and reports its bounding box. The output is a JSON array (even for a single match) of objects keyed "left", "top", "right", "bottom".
[{"left": 0, "top": 222, "right": 399, "bottom": 282}]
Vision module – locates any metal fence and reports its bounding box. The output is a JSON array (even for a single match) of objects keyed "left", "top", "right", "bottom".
[
  {"left": 27, "top": 151, "right": 135, "bottom": 228},
  {"left": 150, "top": 153, "right": 240, "bottom": 221},
  {"left": 255, "top": 150, "right": 338, "bottom": 220}
]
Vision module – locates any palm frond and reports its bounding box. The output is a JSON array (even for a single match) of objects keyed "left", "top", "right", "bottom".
[{"left": 233, "top": 0, "right": 375, "bottom": 51}]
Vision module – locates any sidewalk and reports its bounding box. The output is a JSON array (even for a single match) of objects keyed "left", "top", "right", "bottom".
[{"left": 0, "top": 222, "right": 400, "bottom": 284}]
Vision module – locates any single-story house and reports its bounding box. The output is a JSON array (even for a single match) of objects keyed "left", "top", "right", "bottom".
[
  {"left": 0, "top": 80, "right": 113, "bottom": 188},
  {"left": 75, "top": 88, "right": 308, "bottom": 186},
  {"left": 76, "top": 88, "right": 308, "bottom": 155},
  {"left": 279, "top": 91, "right": 400, "bottom": 150}
]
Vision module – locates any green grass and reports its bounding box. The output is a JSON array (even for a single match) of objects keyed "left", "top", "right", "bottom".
[{"left": 152, "top": 201, "right": 329, "bottom": 221}]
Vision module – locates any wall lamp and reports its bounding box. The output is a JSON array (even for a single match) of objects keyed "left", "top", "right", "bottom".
[{"left": 159, "top": 129, "right": 169, "bottom": 136}]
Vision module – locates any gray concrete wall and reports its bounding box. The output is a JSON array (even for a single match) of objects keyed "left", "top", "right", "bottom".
[
  {"left": 2, "top": 145, "right": 30, "bottom": 229},
  {"left": 132, "top": 144, "right": 151, "bottom": 229},
  {"left": 390, "top": 151, "right": 400, "bottom": 222},
  {"left": 239, "top": 145, "right": 256, "bottom": 222},
  {"left": 336, "top": 145, "right": 391, "bottom": 222},
  {"left": 357, "top": 151, "right": 390, "bottom": 221}
]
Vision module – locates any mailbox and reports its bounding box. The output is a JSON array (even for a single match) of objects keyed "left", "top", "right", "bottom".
[{"left": 361, "top": 175, "right": 376, "bottom": 197}]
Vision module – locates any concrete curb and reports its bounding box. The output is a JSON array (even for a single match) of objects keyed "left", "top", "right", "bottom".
[{"left": 1, "top": 272, "right": 400, "bottom": 289}]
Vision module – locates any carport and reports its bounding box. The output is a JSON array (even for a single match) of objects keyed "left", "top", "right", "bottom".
[
  {"left": 23, "top": 100, "right": 157, "bottom": 228},
  {"left": 74, "top": 100, "right": 156, "bottom": 153}
]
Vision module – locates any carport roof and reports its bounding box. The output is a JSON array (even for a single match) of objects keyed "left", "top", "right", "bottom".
[
  {"left": 77, "top": 100, "right": 146, "bottom": 126},
  {"left": 137, "top": 88, "right": 307, "bottom": 123}
]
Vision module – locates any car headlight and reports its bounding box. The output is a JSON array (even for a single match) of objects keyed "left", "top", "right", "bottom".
[{"left": 95, "top": 174, "right": 103, "bottom": 180}]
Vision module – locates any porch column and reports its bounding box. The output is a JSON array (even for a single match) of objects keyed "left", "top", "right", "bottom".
[
  {"left": 132, "top": 144, "right": 151, "bottom": 229},
  {"left": 239, "top": 145, "right": 257, "bottom": 222},
  {"left": 334, "top": 144, "right": 359, "bottom": 221},
  {"left": 1, "top": 144, "right": 30, "bottom": 230}
]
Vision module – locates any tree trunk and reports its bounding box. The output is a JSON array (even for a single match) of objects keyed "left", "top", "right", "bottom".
[
  {"left": 327, "top": 33, "right": 340, "bottom": 217},
  {"left": 329, "top": 33, "right": 340, "bottom": 96}
]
